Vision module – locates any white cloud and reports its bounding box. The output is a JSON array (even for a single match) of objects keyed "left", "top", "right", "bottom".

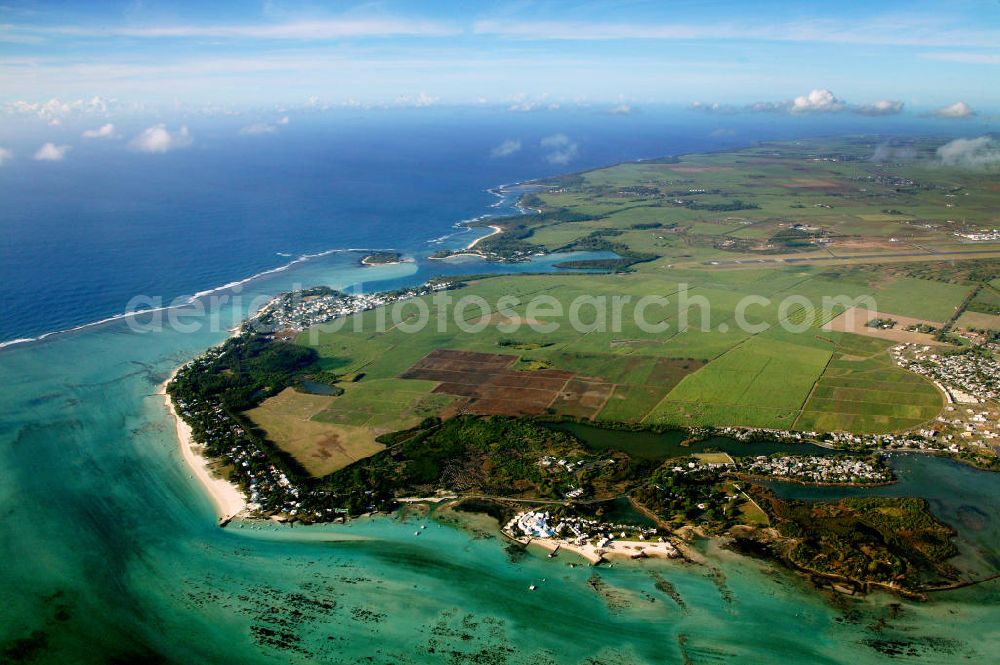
[
  {"left": 932, "top": 101, "right": 974, "bottom": 118},
  {"left": 855, "top": 99, "right": 904, "bottom": 116},
  {"left": 694, "top": 90, "right": 903, "bottom": 116},
  {"left": 0, "top": 147, "right": 12, "bottom": 165},
  {"left": 395, "top": 91, "right": 438, "bottom": 107},
  {"left": 507, "top": 101, "right": 561, "bottom": 112},
  {"left": 540, "top": 134, "right": 579, "bottom": 165},
  {"left": 33, "top": 142, "right": 70, "bottom": 161},
  {"left": 5, "top": 96, "right": 111, "bottom": 121},
  {"left": 936, "top": 136, "right": 1000, "bottom": 167},
  {"left": 790, "top": 89, "right": 845, "bottom": 113},
  {"left": 82, "top": 122, "right": 116, "bottom": 139},
  {"left": 490, "top": 139, "right": 522, "bottom": 158},
  {"left": 129, "top": 124, "right": 192, "bottom": 153},
  {"left": 690, "top": 101, "right": 737, "bottom": 114},
  {"left": 276, "top": 115, "right": 290, "bottom": 125},
  {"left": 506, "top": 93, "right": 561, "bottom": 113},
  {"left": 508, "top": 101, "right": 539, "bottom": 112},
  {"left": 610, "top": 103, "right": 633, "bottom": 115}
]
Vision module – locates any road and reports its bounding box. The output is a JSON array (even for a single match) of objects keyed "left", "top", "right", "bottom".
[{"left": 703, "top": 247, "right": 1000, "bottom": 266}]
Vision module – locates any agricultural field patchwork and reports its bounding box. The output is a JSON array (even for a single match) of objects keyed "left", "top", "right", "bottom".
[
  {"left": 244, "top": 139, "right": 1000, "bottom": 470},
  {"left": 795, "top": 334, "right": 943, "bottom": 433},
  {"left": 247, "top": 388, "right": 387, "bottom": 477},
  {"left": 644, "top": 332, "right": 832, "bottom": 429},
  {"left": 277, "top": 268, "right": 956, "bottom": 444}
]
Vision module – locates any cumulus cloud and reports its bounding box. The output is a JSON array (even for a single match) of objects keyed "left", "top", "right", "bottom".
[
  {"left": 5, "top": 96, "right": 113, "bottom": 121},
  {"left": 82, "top": 123, "right": 116, "bottom": 139},
  {"left": 855, "top": 99, "right": 904, "bottom": 116},
  {"left": 540, "top": 134, "right": 579, "bottom": 165},
  {"left": 690, "top": 101, "right": 739, "bottom": 114},
  {"left": 932, "top": 101, "right": 974, "bottom": 118},
  {"left": 507, "top": 94, "right": 560, "bottom": 113},
  {"left": 490, "top": 139, "right": 522, "bottom": 158},
  {"left": 610, "top": 103, "right": 633, "bottom": 115},
  {"left": 508, "top": 101, "right": 541, "bottom": 112},
  {"left": 395, "top": 91, "right": 438, "bottom": 107},
  {"left": 33, "top": 142, "right": 70, "bottom": 161},
  {"left": 693, "top": 89, "right": 903, "bottom": 117},
  {"left": 936, "top": 136, "right": 1000, "bottom": 167},
  {"left": 129, "top": 124, "right": 192, "bottom": 153},
  {"left": 790, "top": 89, "right": 845, "bottom": 113},
  {"left": 0, "top": 147, "right": 12, "bottom": 166},
  {"left": 507, "top": 101, "right": 559, "bottom": 113}
]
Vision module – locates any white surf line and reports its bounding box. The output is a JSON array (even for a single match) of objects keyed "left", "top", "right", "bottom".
[{"left": 0, "top": 247, "right": 394, "bottom": 351}]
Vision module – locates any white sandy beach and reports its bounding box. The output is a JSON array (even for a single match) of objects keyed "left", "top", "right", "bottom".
[
  {"left": 465, "top": 224, "right": 503, "bottom": 250},
  {"left": 160, "top": 371, "right": 246, "bottom": 523},
  {"left": 514, "top": 535, "right": 680, "bottom": 565}
]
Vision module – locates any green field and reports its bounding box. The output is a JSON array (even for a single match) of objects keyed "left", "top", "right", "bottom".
[
  {"left": 513, "top": 138, "right": 1000, "bottom": 275},
  {"left": 644, "top": 332, "right": 833, "bottom": 429},
  {"left": 290, "top": 267, "right": 948, "bottom": 436},
  {"left": 246, "top": 388, "right": 388, "bottom": 477},
  {"left": 796, "top": 334, "right": 944, "bottom": 433},
  {"left": 246, "top": 139, "right": 1000, "bottom": 467}
]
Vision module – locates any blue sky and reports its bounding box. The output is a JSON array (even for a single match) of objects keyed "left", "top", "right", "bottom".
[{"left": 1, "top": 0, "right": 998, "bottom": 113}]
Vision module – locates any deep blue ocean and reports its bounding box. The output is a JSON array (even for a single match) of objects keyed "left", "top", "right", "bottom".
[{"left": 0, "top": 107, "right": 983, "bottom": 345}]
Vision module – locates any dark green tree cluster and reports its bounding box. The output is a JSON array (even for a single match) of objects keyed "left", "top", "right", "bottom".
[{"left": 170, "top": 334, "right": 319, "bottom": 411}]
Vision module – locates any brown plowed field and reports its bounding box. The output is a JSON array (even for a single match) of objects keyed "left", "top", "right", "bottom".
[{"left": 400, "top": 349, "right": 580, "bottom": 417}]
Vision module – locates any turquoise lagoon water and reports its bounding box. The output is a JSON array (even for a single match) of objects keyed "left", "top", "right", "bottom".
[{"left": 2, "top": 249, "right": 1000, "bottom": 664}]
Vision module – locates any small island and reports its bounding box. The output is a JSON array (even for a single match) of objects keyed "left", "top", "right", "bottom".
[{"left": 360, "top": 250, "right": 404, "bottom": 266}]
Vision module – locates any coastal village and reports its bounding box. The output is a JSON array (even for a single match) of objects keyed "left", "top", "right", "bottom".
[
  {"left": 737, "top": 455, "right": 892, "bottom": 485},
  {"left": 171, "top": 360, "right": 333, "bottom": 521},
  {"left": 246, "top": 281, "right": 453, "bottom": 336},
  {"left": 892, "top": 342, "right": 1000, "bottom": 404},
  {"left": 503, "top": 510, "right": 679, "bottom": 564}
]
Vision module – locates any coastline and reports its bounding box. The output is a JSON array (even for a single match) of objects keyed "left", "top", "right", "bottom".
[
  {"left": 361, "top": 257, "right": 405, "bottom": 266},
  {"left": 509, "top": 533, "right": 680, "bottom": 565},
  {"left": 427, "top": 252, "right": 484, "bottom": 261},
  {"left": 160, "top": 370, "right": 246, "bottom": 525},
  {"left": 465, "top": 224, "right": 503, "bottom": 250}
]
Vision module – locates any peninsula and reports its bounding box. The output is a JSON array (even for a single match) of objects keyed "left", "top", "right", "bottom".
[{"left": 168, "top": 137, "right": 1000, "bottom": 598}]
